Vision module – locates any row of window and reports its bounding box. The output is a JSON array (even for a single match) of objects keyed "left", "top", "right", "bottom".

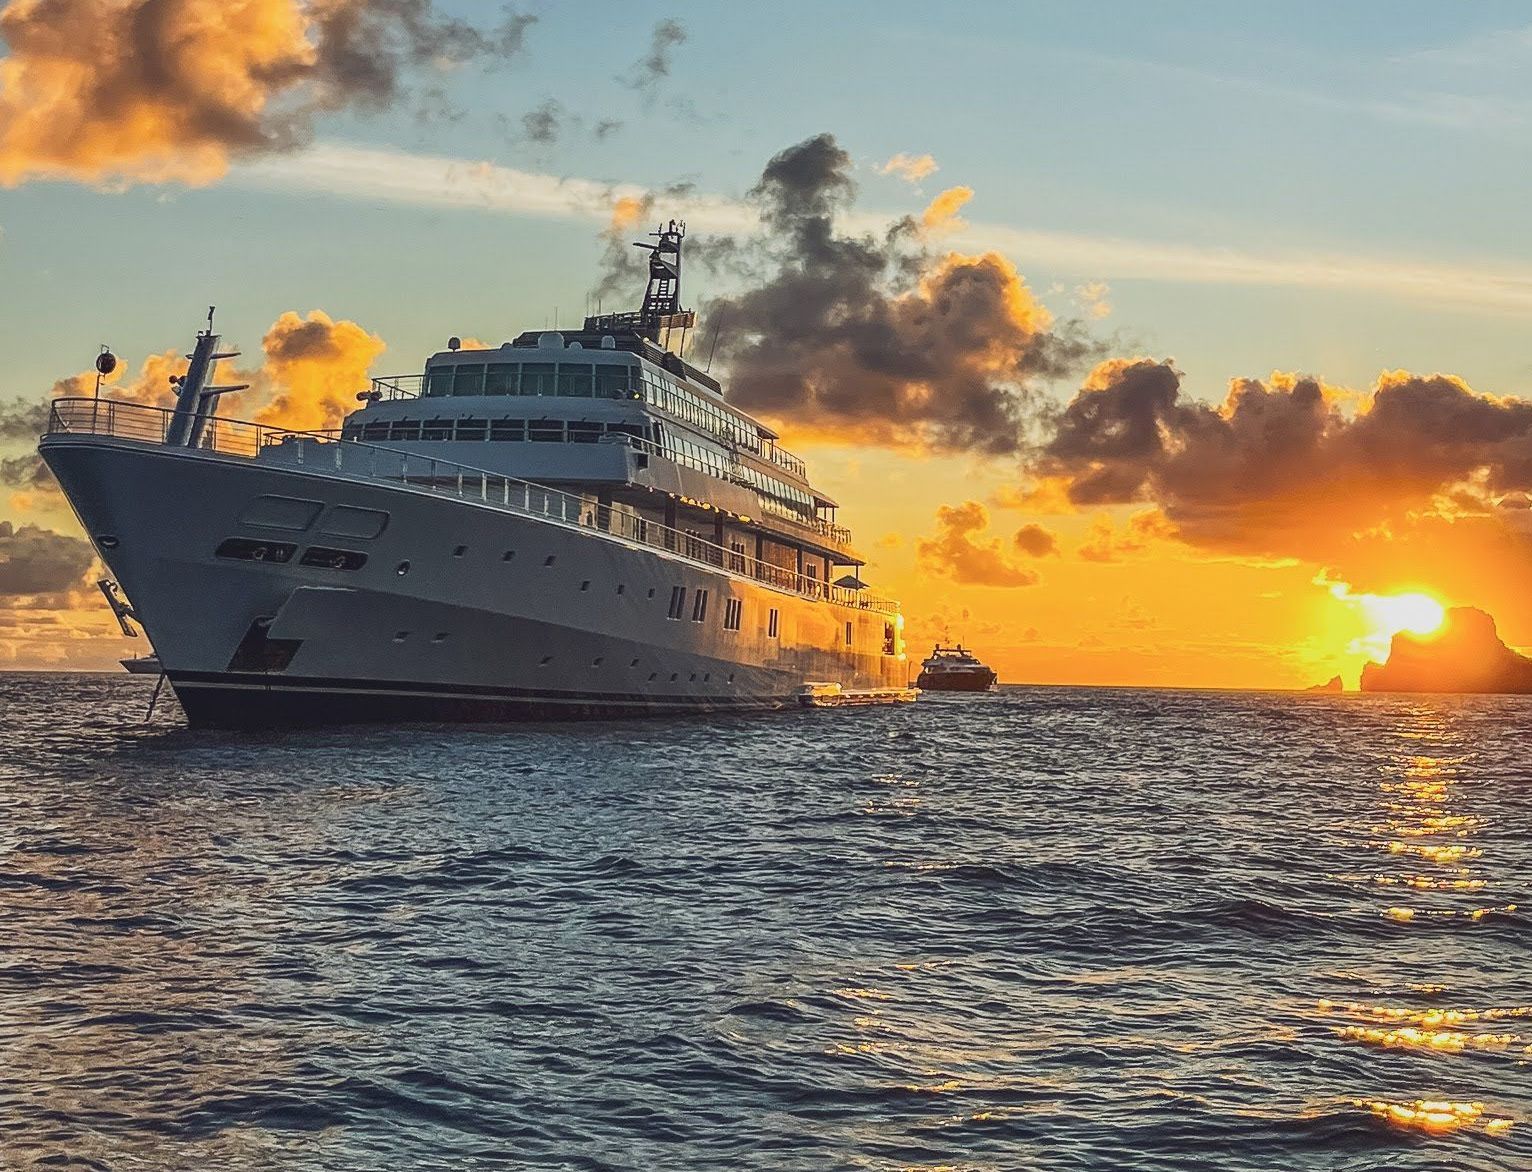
[
  {"left": 638, "top": 366, "right": 760, "bottom": 454},
  {"left": 343, "top": 417, "right": 652, "bottom": 445},
  {"left": 424, "top": 361, "right": 638, "bottom": 400},
  {"left": 415, "top": 357, "right": 809, "bottom": 483}
]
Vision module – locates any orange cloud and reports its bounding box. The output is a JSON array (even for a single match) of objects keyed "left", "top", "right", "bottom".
[
  {"left": 919, "top": 185, "right": 973, "bottom": 233},
  {"left": 879, "top": 152, "right": 938, "bottom": 183},
  {"left": 917, "top": 501, "right": 1042, "bottom": 587},
  {"left": 0, "top": 0, "right": 536, "bottom": 187},
  {"left": 255, "top": 309, "right": 387, "bottom": 431}
]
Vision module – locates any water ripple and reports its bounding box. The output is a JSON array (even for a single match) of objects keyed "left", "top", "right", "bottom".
[{"left": 1, "top": 676, "right": 1529, "bottom": 1169}]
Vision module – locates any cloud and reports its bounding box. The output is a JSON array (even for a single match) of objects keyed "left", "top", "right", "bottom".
[
  {"left": 879, "top": 152, "right": 938, "bottom": 184},
  {"left": 0, "top": 0, "right": 537, "bottom": 187},
  {"left": 704, "top": 133, "right": 1099, "bottom": 454},
  {"left": 917, "top": 501, "right": 1041, "bottom": 587},
  {"left": 255, "top": 309, "right": 387, "bottom": 431},
  {"left": 1077, "top": 510, "right": 1173, "bottom": 562},
  {"left": 520, "top": 98, "right": 564, "bottom": 145},
  {"left": 1035, "top": 360, "right": 1532, "bottom": 565},
  {"left": 1013, "top": 522, "right": 1058, "bottom": 557},
  {"left": 0, "top": 520, "right": 94, "bottom": 595},
  {"left": 227, "top": 140, "right": 1532, "bottom": 318},
  {"left": 920, "top": 185, "right": 972, "bottom": 233},
  {"left": 1075, "top": 281, "right": 1112, "bottom": 320},
  {"left": 623, "top": 17, "right": 686, "bottom": 95}
]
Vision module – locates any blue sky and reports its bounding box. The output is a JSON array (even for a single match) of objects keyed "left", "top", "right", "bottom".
[{"left": 3, "top": 0, "right": 1530, "bottom": 407}]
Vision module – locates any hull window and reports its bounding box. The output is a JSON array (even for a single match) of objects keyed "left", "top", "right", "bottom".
[
  {"left": 667, "top": 586, "right": 687, "bottom": 620},
  {"left": 767, "top": 608, "right": 779, "bottom": 638},
  {"left": 845, "top": 621, "right": 854, "bottom": 646},
  {"left": 216, "top": 537, "right": 296, "bottom": 564},
  {"left": 691, "top": 590, "right": 709, "bottom": 623},
  {"left": 723, "top": 598, "right": 743, "bottom": 631},
  {"left": 300, "top": 546, "right": 367, "bottom": 571}
]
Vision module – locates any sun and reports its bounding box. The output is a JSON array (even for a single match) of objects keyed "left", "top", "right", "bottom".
[{"left": 1371, "top": 592, "right": 1447, "bottom": 638}]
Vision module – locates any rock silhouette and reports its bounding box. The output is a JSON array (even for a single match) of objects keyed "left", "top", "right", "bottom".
[{"left": 1361, "top": 607, "right": 1532, "bottom": 694}]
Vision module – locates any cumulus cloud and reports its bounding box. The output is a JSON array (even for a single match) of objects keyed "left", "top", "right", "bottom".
[
  {"left": 917, "top": 501, "right": 1042, "bottom": 587},
  {"left": 704, "top": 133, "right": 1100, "bottom": 454},
  {"left": 255, "top": 309, "right": 387, "bottom": 431},
  {"left": 0, "top": 520, "right": 93, "bottom": 595},
  {"left": 1036, "top": 360, "right": 1532, "bottom": 558},
  {"left": 0, "top": 0, "right": 537, "bottom": 187},
  {"left": 879, "top": 152, "right": 938, "bottom": 183}
]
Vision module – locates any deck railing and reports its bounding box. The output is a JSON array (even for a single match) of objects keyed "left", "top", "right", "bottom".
[{"left": 45, "top": 397, "right": 898, "bottom": 614}]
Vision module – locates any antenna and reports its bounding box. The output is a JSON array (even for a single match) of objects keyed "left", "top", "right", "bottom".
[
  {"left": 204, "top": 305, "right": 216, "bottom": 335},
  {"left": 704, "top": 304, "right": 727, "bottom": 373}
]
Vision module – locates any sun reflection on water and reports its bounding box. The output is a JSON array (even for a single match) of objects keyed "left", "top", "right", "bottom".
[{"left": 1331, "top": 726, "right": 1524, "bottom": 1145}]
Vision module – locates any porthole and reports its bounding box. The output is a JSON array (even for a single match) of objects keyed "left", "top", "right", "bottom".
[
  {"left": 630, "top": 657, "right": 640, "bottom": 668},
  {"left": 396, "top": 560, "right": 411, "bottom": 576},
  {"left": 96, "top": 534, "right": 120, "bottom": 549},
  {"left": 647, "top": 587, "right": 656, "bottom": 598},
  {"left": 453, "top": 545, "right": 468, "bottom": 557},
  {"left": 580, "top": 580, "right": 590, "bottom": 592},
  {"left": 670, "top": 673, "right": 678, "bottom": 682},
  {"left": 539, "top": 655, "right": 553, "bottom": 666},
  {"left": 616, "top": 584, "right": 626, "bottom": 595},
  {"left": 648, "top": 672, "right": 658, "bottom": 681},
  {"left": 432, "top": 632, "right": 449, "bottom": 643},
  {"left": 592, "top": 656, "right": 603, "bottom": 667},
  {"left": 502, "top": 550, "right": 516, "bottom": 561},
  {"left": 544, "top": 555, "right": 557, "bottom": 567},
  {"left": 393, "top": 630, "right": 410, "bottom": 643}
]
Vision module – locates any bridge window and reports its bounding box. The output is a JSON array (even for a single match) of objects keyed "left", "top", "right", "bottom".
[
  {"left": 425, "top": 366, "right": 454, "bottom": 397},
  {"left": 486, "top": 362, "right": 519, "bottom": 395},
  {"left": 568, "top": 421, "right": 603, "bottom": 444},
  {"left": 454, "top": 364, "right": 485, "bottom": 396},
  {"left": 597, "top": 368, "right": 634, "bottom": 399},
  {"left": 490, "top": 418, "right": 524, "bottom": 441},
  {"left": 529, "top": 418, "right": 563, "bottom": 442},
  {"left": 557, "top": 363, "right": 594, "bottom": 397},
  {"left": 521, "top": 362, "right": 557, "bottom": 396},
  {"left": 454, "top": 418, "right": 487, "bottom": 441},
  {"left": 389, "top": 420, "right": 420, "bottom": 441},
  {"left": 422, "top": 419, "right": 452, "bottom": 441}
]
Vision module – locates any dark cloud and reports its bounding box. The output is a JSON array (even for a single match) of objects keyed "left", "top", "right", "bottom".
[
  {"left": 0, "top": 521, "right": 94, "bottom": 596},
  {"left": 0, "top": 453, "right": 55, "bottom": 493},
  {"left": 1013, "top": 523, "right": 1059, "bottom": 557},
  {"left": 0, "top": 397, "right": 50, "bottom": 442},
  {"left": 520, "top": 98, "right": 564, "bottom": 145},
  {"left": 1036, "top": 361, "right": 1532, "bottom": 556},
  {"left": 0, "top": 0, "right": 538, "bottom": 185},
  {"left": 700, "top": 133, "right": 1099, "bottom": 454},
  {"left": 623, "top": 18, "right": 686, "bottom": 95}
]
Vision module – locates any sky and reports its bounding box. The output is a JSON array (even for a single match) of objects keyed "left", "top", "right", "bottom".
[{"left": 1, "top": 0, "right": 1530, "bottom": 687}]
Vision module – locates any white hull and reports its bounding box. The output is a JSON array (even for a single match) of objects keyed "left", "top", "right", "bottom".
[{"left": 41, "top": 435, "right": 908, "bottom": 726}]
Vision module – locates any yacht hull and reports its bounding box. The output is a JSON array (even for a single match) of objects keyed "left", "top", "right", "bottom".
[{"left": 41, "top": 436, "right": 907, "bottom": 728}]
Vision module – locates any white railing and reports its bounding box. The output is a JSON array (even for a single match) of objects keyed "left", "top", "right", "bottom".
[{"left": 45, "top": 398, "right": 898, "bottom": 614}]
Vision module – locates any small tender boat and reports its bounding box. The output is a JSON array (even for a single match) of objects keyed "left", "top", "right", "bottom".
[
  {"left": 119, "top": 654, "right": 161, "bottom": 675},
  {"left": 914, "top": 644, "right": 997, "bottom": 692}
]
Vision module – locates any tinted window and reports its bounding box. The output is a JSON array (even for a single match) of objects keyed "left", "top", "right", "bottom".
[
  {"left": 486, "top": 362, "right": 518, "bottom": 395},
  {"left": 454, "top": 364, "right": 485, "bottom": 396},
  {"left": 490, "top": 418, "right": 525, "bottom": 441},
  {"left": 425, "top": 367, "right": 453, "bottom": 397},
  {"left": 522, "top": 363, "right": 556, "bottom": 396},
  {"left": 557, "top": 362, "right": 594, "bottom": 397}
]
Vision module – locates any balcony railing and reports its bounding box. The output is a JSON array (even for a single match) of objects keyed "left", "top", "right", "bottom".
[{"left": 44, "top": 398, "right": 897, "bottom": 614}]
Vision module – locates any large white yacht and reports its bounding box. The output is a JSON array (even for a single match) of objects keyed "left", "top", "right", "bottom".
[{"left": 39, "top": 222, "right": 911, "bottom": 726}]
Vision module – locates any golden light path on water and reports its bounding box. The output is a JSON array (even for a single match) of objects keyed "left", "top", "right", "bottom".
[{"left": 1321, "top": 719, "right": 1522, "bottom": 1141}]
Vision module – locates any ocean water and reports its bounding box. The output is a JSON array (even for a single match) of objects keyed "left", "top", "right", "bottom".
[{"left": 2, "top": 674, "right": 1530, "bottom": 1171}]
